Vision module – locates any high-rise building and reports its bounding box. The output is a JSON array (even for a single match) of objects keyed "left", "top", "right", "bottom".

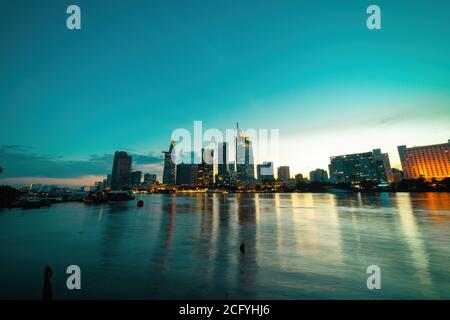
[
  {"left": 105, "top": 174, "right": 112, "bottom": 188},
  {"left": 372, "top": 148, "right": 394, "bottom": 182},
  {"left": 111, "top": 151, "right": 132, "bottom": 190},
  {"left": 197, "top": 148, "right": 214, "bottom": 187},
  {"left": 257, "top": 162, "right": 275, "bottom": 182},
  {"left": 328, "top": 149, "right": 390, "bottom": 184},
  {"left": 228, "top": 162, "right": 236, "bottom": 175},
  {"left": 217, "top": 142, "right": 230, "bottom": 183},
  {"left": 309, "top": 169, "right": 329, "bottom": 182},
  {"left": 227, "top": 161, "right": 236, "bottom": 184},
  {"left": 277, "top": 166, "right": 290, "bottom": 182},
  {"left": 236, "top": 124, "right": 255, "bottom": 183},
  {"left": 130, "top": 171, "right": 142, "bottom": 188},
  {"left": 398, "top": 140, "right": 450, "bottom": 180},
  {"left": 176, "top": 163, "right": 198, "bottom": 186},
  {"left": 143, "top": 173, "right": 157, "bottom": 186},
  {"left": 162, "top": 141, "right": 176, "bottom": 185}
]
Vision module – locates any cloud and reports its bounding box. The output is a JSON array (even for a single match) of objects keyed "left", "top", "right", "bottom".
[
  {"left": 0, "top": 146, "right": 163, "bottom": 181},
  {"left": 0, "top": 176, "right": 106, "bottom": 187},
  {"left": 0, "top": 145, "right": 33, "bottom": 151},
  {"left": 133, "top": 153, "right": 163, "bottom": 165}
]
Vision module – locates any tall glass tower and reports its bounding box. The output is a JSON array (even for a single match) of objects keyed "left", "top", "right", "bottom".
[
  {"left": 111, "top": 151, "right": 132, "bottom": 190},
  {"left": 162, "top": 141, "right": 176, "bottom": 185},
  {"left": 217, "top": 142, "right": 230, "bottom": 183},
  {"left": 236, "top": 123, "right": 255, "bottom": 183}
]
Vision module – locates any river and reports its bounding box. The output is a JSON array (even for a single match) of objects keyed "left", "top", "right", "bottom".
[{"left": 0, "top": 192, "right": 449, "bottom": 299}]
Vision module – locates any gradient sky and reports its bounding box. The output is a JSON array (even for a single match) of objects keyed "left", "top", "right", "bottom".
[{"left": 1, "top": 0, "right": 450, "bottom": 185}]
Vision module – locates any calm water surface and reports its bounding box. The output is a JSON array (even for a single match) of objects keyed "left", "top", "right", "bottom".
[{"left": 0, "top": 192, "right": 449, "bottom": 299}]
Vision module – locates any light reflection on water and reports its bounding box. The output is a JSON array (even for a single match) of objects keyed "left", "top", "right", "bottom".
[{"left": 0, "top": 192, "right": 449, "bottom": 299}]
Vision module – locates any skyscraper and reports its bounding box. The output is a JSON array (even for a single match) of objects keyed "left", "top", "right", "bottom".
[
  {"left": 197, "top": 148, "right": 214, "bottom": 187},
  {"left": 277, "top": 166, "right": 290, "bottom": 182},
  {"left": 162, "top": 141, "right": 176, "bottom": 185},
  {"left": 130, "top": 171, "right": 142, "bottom": 188},
  {"left": 143, "top": 173, "right": 157, "bottom": 186},
  {"left": 328, "top": 149, "right": 390, "bottom": 184},
  {"left": 236, "top": 124, "right": 254, "bottom": 183},
  {"left": 398, "top": 140, "right": 450, "bottom": 180},
  {"left": 257, "top": 162, "right": 275, "bottom": 182},
  {"left": 228, "top": 161, "right": 236, "bottom": 184},
  {"left": 372, "top": 148, "right": 394, "bottom": 182},
  {"left": 228, "top": 162, "right": 236, "bottom": 175},
  {"left": 217, "top": 142, "right": 230, "bottom": 184},
  {"left": 111, "top": 151, "right": 132, "bottom": 190},
  {"left": 105, "top": 174, "right": 111, "bottom": 188},
  {"left": 176, "top": 163, "right": 198, "bottom": 186}
]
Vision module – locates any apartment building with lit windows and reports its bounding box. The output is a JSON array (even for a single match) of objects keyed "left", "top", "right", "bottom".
[
  {"left": 328, "top": 149, "right": 390, "bottom": 184},
  {"left": 397, "top": 140, "right": 450, "bottom": 180}
]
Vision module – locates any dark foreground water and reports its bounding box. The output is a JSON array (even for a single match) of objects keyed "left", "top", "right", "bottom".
[{"left": 0, "top": 192, "right": 449, "bottom": 299}]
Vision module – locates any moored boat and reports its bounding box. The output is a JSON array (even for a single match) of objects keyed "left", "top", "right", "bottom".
[
  {"left": 107, "top": 190, "right": 135, "bottom": 201},
  {"left": 20, "top": 195, "right": 51, "bottom": 209}
]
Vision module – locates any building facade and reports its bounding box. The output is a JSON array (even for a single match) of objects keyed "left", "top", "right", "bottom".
[
  {"left": 217, "top": 142, "right": 230, "bottom": 184},
  {"left": 328, "top": 149, "right": 390, "bottom": 184},
  {"left": 277, "top": 166, "right": 290, "bottom": 182},
  {"left": 143, "top": 173, "right": 157, "bottom": 186},
  {"left": 130, "top": 171, "right": 142, "bottom": 188},
  {"left": 398, "top": 140, "right": 450, "bottom": 180},
  {"left": 236, "top": 126, "right": 255, "bottom": 183},
  {"left": 309, "top": 169, "right": 329, "bottom": 182},
  {"left": 197, "top": 148, "right": 214, "bottom": 187},
  {"left": 257, "top": 162, "right": 275, "bottom": 182},
  {"left": 372, "top": 148, "right": 394, "bottom": 182},
  {"left": 162, "top": 141, "right": 176, "bottom": 185},
  {"left": 111, "top": 151, "right": 132, "bottom": 190},
  {"left": 176, "top": 163, "right": 198, "bottom": 186}
]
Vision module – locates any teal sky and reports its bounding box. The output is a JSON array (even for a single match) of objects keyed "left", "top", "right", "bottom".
[{"left": 1, "top": 0, "right": 449, "bottom": 185}]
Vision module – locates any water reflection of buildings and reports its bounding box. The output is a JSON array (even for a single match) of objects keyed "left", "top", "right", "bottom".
[
  {"left": 144, "top": 195, "right": 177, "bottom": 297},
  {"left": 394, "top": 193, "right": 435, "bottom": 297},
  {"left": 211, "top": 193, "right": 235, "bottom": 293},
  {"left": 94, "top": 192, "right": 449, "bottom": 299},
  {"left": 411, "top": 193, "right": 450, "bottom": 220},
  {"left": 193, "top": 193, "right": 215, "bottom": 262},
  {"left": 154, "top": 195, "right": 176, "bottom": 271},
  {"left": 99, "top": 202, "right": 131, "bottom": 270},
  {"left": 236, "top": 194, "right": 257, "bottom": 290},
  {"left": 184, "top": 193, "right": 258, "bottom": 298},
  {"left": 277, "top": 194, "right": 344, "bottom": 274}
]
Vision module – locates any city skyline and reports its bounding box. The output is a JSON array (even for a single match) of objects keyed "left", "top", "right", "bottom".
[
  {"left": 1, "top": 137, "right": 449, "bottom": 187},
  {"left": 1, "top": 1, "right": 450, "bottom": 185}
]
